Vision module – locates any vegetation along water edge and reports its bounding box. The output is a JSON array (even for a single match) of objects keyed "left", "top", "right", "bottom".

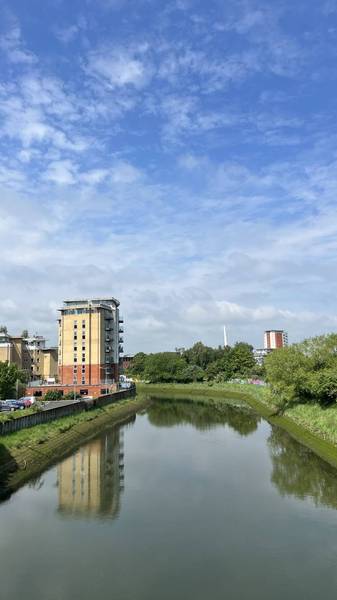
[
  {"left": 137, "top": 381, "right": 337, "bottom": 470},
  {"left": 0, "top": 395, "right": 150, "bottom": 501}
]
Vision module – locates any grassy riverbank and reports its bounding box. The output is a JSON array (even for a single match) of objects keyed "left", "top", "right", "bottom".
[
  {"left": 137, "top": 382, "right": 337, "bottom": 469},
  {"left": 0, "top": 395, "right": 149, "bottom": 498}
]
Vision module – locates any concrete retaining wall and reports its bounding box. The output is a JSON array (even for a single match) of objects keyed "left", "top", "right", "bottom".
[{"left": 0, "top": 386, "right": 136, "bottom": 436}]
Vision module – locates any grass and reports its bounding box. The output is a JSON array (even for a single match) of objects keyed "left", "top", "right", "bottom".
[
  {"left": 0, "top": 395, "right": 149, "bottom": 498},
  {"left": 0, "top": 399, "right": 132, "bottom": 452},
  {"left": 0, "top": 405, "right": 42, "bottom": 423}
]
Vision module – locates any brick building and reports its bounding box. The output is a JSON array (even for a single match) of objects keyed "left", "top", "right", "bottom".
[{"left": 264, "top": 330, "right": 288, "bottom": 350}]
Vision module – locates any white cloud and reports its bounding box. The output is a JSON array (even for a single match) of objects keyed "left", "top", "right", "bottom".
[
  {"left": 42, "top": 160, "right": 77, "bottom": 185},
  {"left": 110, "top": 161, "right": 142, "bottom": 184},
  {"left": 0, "top": 25, "right": 36, "bottom": 64},
  {"left": 86, "top": 45, "right": 153, "bottom": 89}
]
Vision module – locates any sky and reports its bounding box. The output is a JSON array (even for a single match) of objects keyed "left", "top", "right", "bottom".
[{"left": 1, "top": 0, "right": 337, "bottom": 352}]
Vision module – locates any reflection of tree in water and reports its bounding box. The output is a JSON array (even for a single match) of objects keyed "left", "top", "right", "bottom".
[
  {"left": 268, "top": 426, "right": 337, "bottom": 509},
  {"left": 147, "top": 398, "right": 260, "bottom": 437}
]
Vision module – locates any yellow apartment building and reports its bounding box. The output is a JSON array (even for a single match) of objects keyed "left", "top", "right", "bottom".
[{"left": 58, "top": 298, "right": 123, "bottom": 386}]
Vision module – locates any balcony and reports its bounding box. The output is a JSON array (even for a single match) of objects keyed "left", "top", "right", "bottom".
[
  {"left": 119, "top": 316, "right": 124, "bottom": 323},
  {"left": 119, "top": 345, "right": 124, "bottom": 354},
  {"left": 118, "top": 327, "right": 124, "bottom": 333},
  {"left": 119, "top": 337, "right": 124, "bottom": 343}
]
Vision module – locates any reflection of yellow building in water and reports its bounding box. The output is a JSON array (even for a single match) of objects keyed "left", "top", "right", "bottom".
[{"left": 57, "top": 429, "right": 124, "bottom": 518}]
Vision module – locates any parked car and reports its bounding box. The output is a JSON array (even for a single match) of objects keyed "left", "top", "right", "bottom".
[
  {"left": 0, "top": 401, "right": 14, "bottom": 412},
  {"left": 19, "top": 396, "right": 36, "bottom": 405},
  {"left": 4, "top": 400, "right": 26, "bottom": 410}
]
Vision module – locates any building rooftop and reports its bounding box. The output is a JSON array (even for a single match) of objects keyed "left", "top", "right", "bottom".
[{"left": 60, "top": 298, "right": 120, "bottom": 309}]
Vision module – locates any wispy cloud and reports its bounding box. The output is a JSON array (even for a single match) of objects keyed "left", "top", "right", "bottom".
[{"left": 85, "top": 44, "right": 153, "bottom": 89}]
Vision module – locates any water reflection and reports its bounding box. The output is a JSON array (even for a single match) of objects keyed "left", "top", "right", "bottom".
[
  {"left": 147, "top": 397, "right": 260, "bottom": 436},
  {"left": 57, "top": 427, "right": 124, "bottom": 519},
  {"left": 268, "top": 426, "right": 337, "bottom": 509}
]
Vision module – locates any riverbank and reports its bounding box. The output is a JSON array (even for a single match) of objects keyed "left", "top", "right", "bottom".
[
  {"left": 0, "top": 395, "right": 149, "bottom": 499},
  {"left": 137, "top": 382, "right": 337, "bottom": 469}
]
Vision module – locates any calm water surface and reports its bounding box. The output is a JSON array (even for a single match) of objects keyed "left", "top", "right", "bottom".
[{"left": 1, "top": 395, "right": 337, "bottom": 600}]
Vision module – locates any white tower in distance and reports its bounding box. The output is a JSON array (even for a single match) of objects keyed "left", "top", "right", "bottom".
[{"left": 223, "top": 325, "right": 228, "bottom": 348}]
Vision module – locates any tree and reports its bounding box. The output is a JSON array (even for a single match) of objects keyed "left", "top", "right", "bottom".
[
  {"left": 0, "top": 325, "right": 8, "bottom": 334},
  {"left": 21, "top": 329, "right": 29, "bottom": 339},
  {"left": 127, "top": 352, "right": 147, "bottom": 379},
  {"left": 180, "top": 364, "right": 205, "bottom": 383},
  {"left": 144, "top": 352, "right": 187, "bottom": 383},
  {"left": 0, "top": 361, "right": 26, "bottom": 400},
  {"left": 265, "top": 334, "right": 337, "bottom": 407},
  {"left": 228, "top": 342, "right": 255, "bottom": 378},
  {"left": 183, "top": 342, "right": 219, "bottom": 370}
]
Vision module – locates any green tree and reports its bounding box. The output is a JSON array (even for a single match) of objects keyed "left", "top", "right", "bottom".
[
  {"left": 180, "top": 364, "right": 205, "bottom": 383},
  {"left": 0, "top": 325, "right": 8, "bottom": 334},
  {"left": 127, "top": 352, "right": 147, "bottom": 378},
  {"left": 183, "top": 342, "right": 217, "bottom": 369},
  {"left": 264, "top": 334, "right": 337, "bottom": 407},
  {"left": 0, "top": 361, "right": 26, "bottom": 400},
  {"left": 21, "top": 329, "right": 29, "bottom": 339},
  {"left": 228, "top": 342, "right": 255, "bottom": 378},
  {"left": 144, "top": 352, "right": 187, "bottom": 383}
]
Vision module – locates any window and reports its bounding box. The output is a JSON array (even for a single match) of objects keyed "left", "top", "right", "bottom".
[
  {"left": 74, "top": 357, "right": 77, "bottom": 363},
  {"left": 74, "top": 334, "right": 77, "bottom": 340},
  {"left": 74, "top": 346, "right": 77, "bottom": 351},
  {"left": 73, "top": 378, "right": 77, "bottom": 384},
  {"left": 82, "top": 334, "right": 85, "bottom": 340},
  {"left": 82, "top": 320, "right": 86, "bottom": 327},
  {"left": 80, "top": 389, "right": 88, "bottom": 395},
  {"left": 82, "top": 345, "right": 85, "bottom": 352},
  {"left": 81, "top": 378, "right": 85, "bottom": 384},
  {"left": 81, "top": 366, "right": 85, "bottom": 373}
]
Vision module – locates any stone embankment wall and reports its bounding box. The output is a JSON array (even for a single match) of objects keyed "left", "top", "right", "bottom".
[{"left": 0, "top": 386, "right": 136, "bottom": 436}]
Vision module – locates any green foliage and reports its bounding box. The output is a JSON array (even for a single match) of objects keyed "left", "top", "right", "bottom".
[
  {"left": 63, "top": 392, "right": 81, "bottom": 400},
  {"left": 265, "top": 333, "right": 337, "bottom": 407},
  {"left": 128, "top": 341, "right": 257, "bottom": 384},
  {"left": 0, "top": 325, "right": 8, "bottom": 334},
  {"left": 0, "top": 361, "right": 26, "bottom": 400},
  {"left": 183, "top": 342, "right": 221, "bottom": 370},
  {"left": 127, "top": 352, "right": 147, "bottom": 377},
  {"left": 143, "top": 352, "right": 187, "bottom": 383},
  {"left": 180, "top": 364, "right": 205, "bottom": 382},
  {"left": 43, "top": 390, "right": 63, "bottom": 402}
]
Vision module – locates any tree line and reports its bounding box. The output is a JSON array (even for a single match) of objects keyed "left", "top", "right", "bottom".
[
  {"left": 126, "top": 341, "right": 263, "bottom": 383},
  {"left": 265, "top": 333, "right": 337, "bottom": 407}
]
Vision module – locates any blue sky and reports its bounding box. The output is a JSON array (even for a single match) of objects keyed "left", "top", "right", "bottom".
[{"left": 1, "top": 0, "right": 337, "bottom": 351}]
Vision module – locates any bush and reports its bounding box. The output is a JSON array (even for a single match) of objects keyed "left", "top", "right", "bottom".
[
  {"left": 43, "top": 390, "right": 63, "bottom": 402},
  {"left": 265, "top": 333, "right": 337, "bottom": 407}
]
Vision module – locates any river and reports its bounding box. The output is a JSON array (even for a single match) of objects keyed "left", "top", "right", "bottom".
[{"left": 1, "top": 394, "right": 337, "bottom": 599}]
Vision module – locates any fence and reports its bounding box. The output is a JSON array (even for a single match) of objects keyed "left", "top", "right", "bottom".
[{"left": 0, "top": 385, "right": 136, "bottom": 436}]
